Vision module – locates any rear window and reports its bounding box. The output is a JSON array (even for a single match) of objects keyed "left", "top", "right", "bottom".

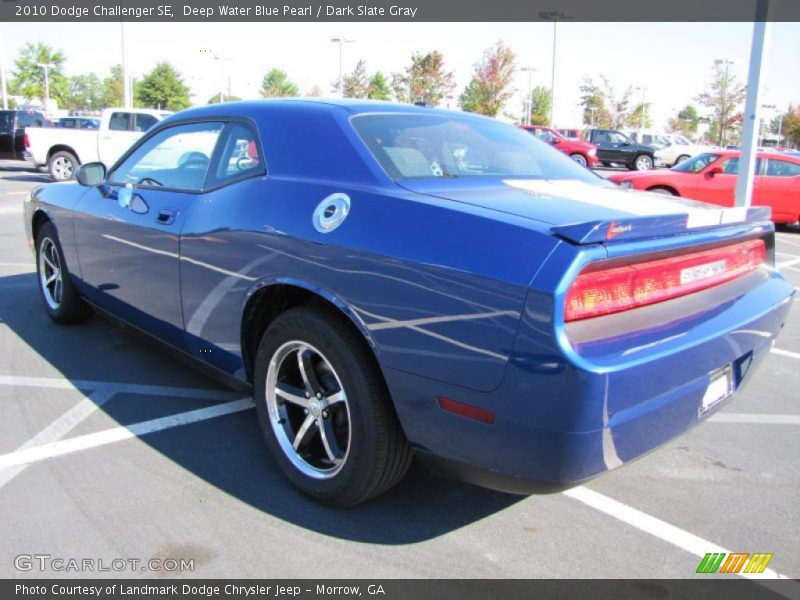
[{"left": 351, "top": 113, "right": 602, "bottom": 183}]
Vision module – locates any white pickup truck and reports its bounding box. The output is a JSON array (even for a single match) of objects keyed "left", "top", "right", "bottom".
[{"left": 25, "top": 107, "right": 170, "bottom": 181}]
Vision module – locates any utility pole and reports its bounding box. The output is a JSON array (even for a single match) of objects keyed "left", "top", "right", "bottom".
[
  {"left": 735, "top": 0, "right": 771, "bottom": 209},
  {"left": 539, "top": 11, "right": 572, "bottom": 128},
  {"left": 37, "top": 62, "right": 54, "bottom": 110},
  {"left": 714, "top": 58, "right": 734, "bottom": 146},
  {"left": 520, "top": 67, "right": 536, "bottom": 125},
  {"left": 331, "top": 37, "right": 354, "bottom": 97},
  {"left": 121, "top": 23, "right": 131, "bottom": 108}
]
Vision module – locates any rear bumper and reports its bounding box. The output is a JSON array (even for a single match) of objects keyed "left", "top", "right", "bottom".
[{"left": 387, "top": 270, "right": 794, "bottom": 492}]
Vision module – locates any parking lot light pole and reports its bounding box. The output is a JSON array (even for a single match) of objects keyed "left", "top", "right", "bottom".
[
  {"left": 36, "top": 62, "right": 54, "bottom": 109},
  {"left": 735, "top": 0, "right": 771, "bottom": 209},
  {"left": 520, "top": 67, "right": 536, "bottom": 125},
  {"left": 121, "top": 23, "right": 131, "bottom": 109},
  {"left": 539, "top": 11, "right": 571, "bottom": 128},
  {"left": 634, "top": 86, "right": 647, "bottom": 131},
  {"left": 331, "top": 37, "right": 354, "bottom": 97},
  {"left": 714, "top": 58, "right": 734, "bottom": 146}
]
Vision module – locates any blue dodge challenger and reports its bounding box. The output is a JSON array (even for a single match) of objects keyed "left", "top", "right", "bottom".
[{"left": 24, "top": 100, "right": 794, "bottom": 506}]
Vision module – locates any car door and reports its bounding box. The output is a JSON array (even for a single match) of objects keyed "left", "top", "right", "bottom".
[
  {"left": 0, "top": 112, "right": 14, "bottom": 159},
  {"left": 73, "top": 120, "right": 224, "bottom": 348},
  {"left": 757, "top": 158, "right": 800, "bottom": 222},
  {"left": 177, "top": 121, "right": 266, "bottom": 371},
  {"left": 696, "top": 157, "right": 762, "bottom": 207}
]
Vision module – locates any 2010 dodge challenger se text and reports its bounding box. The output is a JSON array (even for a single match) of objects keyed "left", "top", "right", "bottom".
[{"left": 23, "top": 100, "right": 795, "bottom": 506}]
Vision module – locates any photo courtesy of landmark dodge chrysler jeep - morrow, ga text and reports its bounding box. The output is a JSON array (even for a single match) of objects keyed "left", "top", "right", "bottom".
[{"left": 23, "top": 99, "right": 795, "bottom": 506}]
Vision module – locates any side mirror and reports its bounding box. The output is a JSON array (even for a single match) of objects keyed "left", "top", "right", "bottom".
[
  {"left": 75, "top": 162, "right": 106, "bottom": 187},
  {"left": 707, "top": 167, "right": 723, "bottom": 177}
]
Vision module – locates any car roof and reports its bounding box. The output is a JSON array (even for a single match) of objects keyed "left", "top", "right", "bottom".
[
  {"left": 710, "top": 150, "right": 800, "bottom": 163},
  {"left": 168, "top": 98, "right": 480, "bottom": 122}
]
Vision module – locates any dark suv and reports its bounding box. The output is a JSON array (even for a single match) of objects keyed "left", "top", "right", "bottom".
[
  {"left": 0, "top": 109, "right": 48, "bottom": 161},
  {"left": 584, "top": 128, "right": 660, "bottom": 170}
]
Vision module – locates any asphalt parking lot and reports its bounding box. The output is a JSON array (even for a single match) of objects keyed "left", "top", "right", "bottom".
[{"left": 0, "top": 161, "right": 799, "bottom": 583}]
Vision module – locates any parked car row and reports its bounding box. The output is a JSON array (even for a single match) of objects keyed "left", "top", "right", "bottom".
[{"left": 609, "top": 150, "right": 800, "bottom": 224}]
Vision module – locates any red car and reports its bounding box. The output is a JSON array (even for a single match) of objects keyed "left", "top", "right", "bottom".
[
  {"left": 608, "top": 151, "right": 800, "bottom": 224},
  {"left": 520, "top": 125, "right": 599, "bottom": 168}
]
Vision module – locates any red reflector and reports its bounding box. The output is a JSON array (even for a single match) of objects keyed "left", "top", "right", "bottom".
[
  {"left": 23, "top": 132, "right": 30, "bottom": 149},
  {"left": 565, "top": 239, "right": 766, "bottom": 322},
  {"left": 437, "top": 396, "right": 495, "bottom": 424}
]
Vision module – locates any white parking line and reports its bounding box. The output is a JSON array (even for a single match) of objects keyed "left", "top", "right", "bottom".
[
  {"left": 0, "top": 388, "right": 115, "bottom": 490},
  {"left": 772, "top": 348, "right": 800, "bottom": 361},
  {"left": 710, "top": 413, "right": 800, "bottom": 425},
  {"left": 563, "top": 486, "right": 794, "bottom": 584},
  {"left": 776, "top": 251, "right": 800, "bottom": 260},
  {"left": 0, "top": 398, "right": 253, "bottom": 471},
  {"left": 775, "top": 235, "right": 800, "bottom": 248},
  {"left": 0, "top": 262, "right": 32, "bottom": 268},
  {"left": 778, "top": 257, "right": 800, "bottom": 269},
  {"left": 0, "top": 374, "right": 241, "bottom": 400}
]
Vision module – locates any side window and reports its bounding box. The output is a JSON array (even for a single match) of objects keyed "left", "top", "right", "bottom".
[
  {"left": 765, "top": 159, "right": 800, "bottom": 177},
  {"left": 720, "top": 157, "right": 763, "bottom": 175},
  {"left": 109, "top": 112, "right": 132, "bottom": 131},
  {"left": 594, "top": 131, "right": 609, "bottom": 143},
  {"left": 109, "top": 121, "right": 224, "bottom": 192},
  {"left": 211, "top": 123, "right": 264, "bottom": 184},
  {"left": 134, "top": 114, "right": 159, "bottom": 132}
]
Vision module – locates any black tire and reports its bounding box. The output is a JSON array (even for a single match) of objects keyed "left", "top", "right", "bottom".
[
  {"left": 674, "top": 154, "right": 691, "bottom": 165},
  {"left": 35, "top": 221, "right": 92, "bottom": 324},
  {"left": 254, "top": 306, "right": 412, "bottom": 506},
  {"left": 48, "top": 150, "right": 78, "bottom": 181},
  {"left": 630, "top": 154, "right": 654, "bottom": 171}
]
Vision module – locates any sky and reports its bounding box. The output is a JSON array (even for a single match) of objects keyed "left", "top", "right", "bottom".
[{"left": 1, "top": 21, "right": 798, "bottom": 130}]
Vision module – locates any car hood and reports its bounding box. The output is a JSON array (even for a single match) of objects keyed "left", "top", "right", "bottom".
[{"left": 399, "top": 177, "right": 764, "bottom": 244}]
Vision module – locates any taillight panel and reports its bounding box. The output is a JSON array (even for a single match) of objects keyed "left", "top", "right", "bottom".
[{"left": 565, "top": 238, "right": 766, "bottom": 322}]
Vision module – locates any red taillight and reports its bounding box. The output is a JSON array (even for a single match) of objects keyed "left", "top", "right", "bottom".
[
  {"left": 565, "top": 239, "right": 766, "bottom": 322},
  {"left": 23, "top": 132, "right": 30, "bottom": 149}
]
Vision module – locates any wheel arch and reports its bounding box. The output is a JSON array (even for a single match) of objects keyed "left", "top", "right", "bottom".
[
  {"left": 646, "top": 185, "right": 680, "bottom": 196},
  {"left": 31, "top": 207, "right": 55, "bottom": 241},
  {"left": 47, "top": 145, "right": 81, "bottom": 164},
  {"left": 240, "top": 278, "right": 379, "bottom": 384}
]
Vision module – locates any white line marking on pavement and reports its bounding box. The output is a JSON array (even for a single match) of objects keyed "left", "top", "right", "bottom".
[
  {"left": 775, "top": 235, "right": 800, "bottom": 248},
  {"left": 710, "top": 413, "right": 800, "bottom": 425},
  {"left": 0, "top": 374, "right": 242, "bottom": 400},
  {"left": 0, "top": 398, "right": 253, "bottom": 471},
  {"left": 563, "top": 486, "right": 794, "bottom": 584},
  {"left": 0, "top": 262, "right": 32, "bottom": 268},
  {"left": 772, "top": 348, "right": 800, "bottom": 360},
  {"left": 0, "top": 206, "right": 23, "bottom": 215},
  {"left": 0, "top": 388, "right": 115, "bottom": 490},
  {"left": 776, "top": 251, "right": 800, "bottom": 259},
  {"left": 778, "top": 257, "right": 800, "bottom": 269}
]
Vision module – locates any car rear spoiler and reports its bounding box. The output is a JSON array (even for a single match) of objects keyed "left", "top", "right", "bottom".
[{"left": 550, "top": 206, "right": 772, "bottom": 245}]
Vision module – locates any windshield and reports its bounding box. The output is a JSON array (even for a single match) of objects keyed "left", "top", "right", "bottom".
[
  {"left": 671, "top": 152, "right": 720, "bottom": 173},
  {"left": 351, "top": 113, "right": 604, "bottom": 185}
]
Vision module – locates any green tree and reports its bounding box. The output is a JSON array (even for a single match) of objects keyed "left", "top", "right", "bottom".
[
  {"left": 306, "top": 84, "right": 323, "bottom": 97},
  {"left": 600, "top": 75, "right": 634, "bottom": 129},
  {"left": 667, "top": 104, "right": 701, "bottom": 137},
  {"left": 342, "top": 59, "right": 370, "bottom": 98},
  {"left": 528, "top": 86, "right": 552, "bottom": 126},
  {"left": 102, "top": 65, "right": 125, "bottom": 107},
  {"left": 696, "top": 62, "right": 746, "bottom": 146},
  {"left": 777, "top": 104, "right": 800, "bottom": 147},
  {"left": 578, "top": 77, "right": 611, "bottom": 127},
  {"left": 625, "top": 102, "right": 653, "bottom": 129},
  {"left": 65, "top": 74, "right": 103, "bottom": 111},
  {"left": 135, "top": 62, "right": 190, "bottom": 111},
  {"left": 458, "top": 42, "right": 516, "bottom": 116},
  {"left": 367, "top": 72, "right": 391, "bottom": 101},
  {"left": 392, "top": 50, "right": 455, "bottom": 106},
  {"left": 208, "top": 93, "right": 241, "bottom": 104},
  {"left": 11, "top": 42, "right": 69, "bottom": 106},
  {"left": 260, "top": 68, "right": 299, "bottom": 98}
]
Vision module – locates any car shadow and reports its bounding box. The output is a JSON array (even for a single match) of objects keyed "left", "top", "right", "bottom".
[
  {"left": 0, "top": 173, "right": 51, "bottom": 184},
  {"left": 0, "top": 272, "right": 521, "bottom": 545}
]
